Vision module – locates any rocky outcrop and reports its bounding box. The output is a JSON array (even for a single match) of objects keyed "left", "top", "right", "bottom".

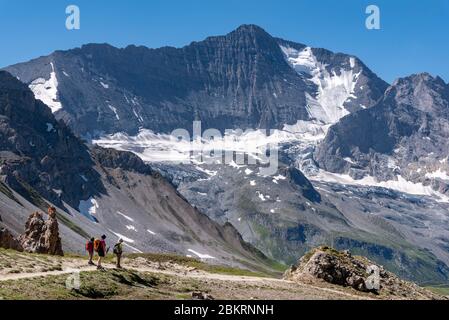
[
  {"left": 285, "top": 247, "right": 373, "bottom": 291},
  {"left": 279, "top": 166, "right": 321, "bottom": 203},
  {"left": 92, "top": 146, "right": 153, "bottom": 175},
  {"left": 19, "top": 208, "right": 63, "bottom": 256},
  {"left": 284, "top": 246, "right": 443, "bottom": 299},
  {"left": 43, "top": 207, "right": 64, "bottom": 256},
  {"left": 0, "top": 227, "right": 23, "bottom": 251}
]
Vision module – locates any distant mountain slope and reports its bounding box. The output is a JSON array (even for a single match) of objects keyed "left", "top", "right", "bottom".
[
  {"left": 3, "top": 25, "right": 387, "bottom": 137},
  {"left": 0, "top": 71, "right": 274, "bottom": 271},
  {"left": 314, "top": 73, "right": 449, "bottom": 200}
]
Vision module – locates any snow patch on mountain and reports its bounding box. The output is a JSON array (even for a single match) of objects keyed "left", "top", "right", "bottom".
[
  {"left": 311, "top": 170, "right": 449, "bottom": 203},
  {"left": 280, "top": 45, "right": 361, "bottom": 123},
  {"left": 29, "top": 62, "right": 62, "bottom": 113},
  {"left": 46, "top": 123, "right": 54, "bottom": 132},
  {"left": 108, "top": 104, "right": 120, "bottom": 120},
  {"left": 425, "top": 169, "right": 449, "bottom": 181},
  {"left": 132, "top": 108, "right": 144, "bottom": 123},
  {"left": 78, "top": 197, "right": 99, "bottom": 222},
  {"left": 117, "top": 211, "right": 134, "bottom": 222},
  {"left": 187, "top": 249, "right": 216, "bottom": 259},
  {"left": 109, "top": 230, "right": 135, "bottom": 244},
  {"left": 256, "top": 191, "right": 267, "bottom": 201},
  {"left": 100, "top": 81, "right": 109, "bottom": 89},
  {"left": 272, "top": 174, "right": 287, "bottom": 184},
  {"left": 126, "top": 225, "right": 138, "bottom": 232}
]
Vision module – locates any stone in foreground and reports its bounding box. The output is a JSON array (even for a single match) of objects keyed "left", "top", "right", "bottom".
[{"left": 284, "top": 246, "right": 444, "bottom": 299}]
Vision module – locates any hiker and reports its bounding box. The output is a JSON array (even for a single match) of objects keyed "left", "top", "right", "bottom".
[
  {"left": 85, "top": 237, "right": 95, "bottom": 265},
  {"left": 113, "top": 239, "right": 124, "bottom": 269},
  {"left": 94, "top": 235, "right": 107, "bottom": 270}
]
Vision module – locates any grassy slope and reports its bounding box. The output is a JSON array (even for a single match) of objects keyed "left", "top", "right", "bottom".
[
  {"left": 0, "top": 249, "right": 276, "bottom": 300},
  {"left": 427, "top": 285, "right": 449, "bottom": 297},
  {"left": 0, "top": 270, "right": 162, "bottom": 300}
]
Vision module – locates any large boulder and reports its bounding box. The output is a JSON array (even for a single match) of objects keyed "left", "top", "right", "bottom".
[
  {"left": 284, "top": 246, "right": 371, "bottom": 291},
  {"left": 284, "top": 246, "right": 443, "bottom": 299},
  {"left": 19, "top": 208, "right": 63, "bottom": 256},
  {"left": 0, "top": 227, "right": 23, "bottom": 251}
]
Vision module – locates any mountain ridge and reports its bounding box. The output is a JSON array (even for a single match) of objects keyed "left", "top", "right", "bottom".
[{"left": 3, "top": 24, "right": 388, "bottom": 137}]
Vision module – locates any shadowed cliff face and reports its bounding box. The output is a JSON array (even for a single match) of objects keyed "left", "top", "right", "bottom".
[{"left": 0, "top": 71, "right": 104, "bottom": 210}]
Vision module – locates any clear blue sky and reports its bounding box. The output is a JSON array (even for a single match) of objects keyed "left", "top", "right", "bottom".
[{"left": 0, "top": 0, "right": 448, "bottom": 83}]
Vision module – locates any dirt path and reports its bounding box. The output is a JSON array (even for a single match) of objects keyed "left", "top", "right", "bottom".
[
  {"left": 0, "top": 263, "right": 281, "bottom": 283},
  {"left": 0, "top": 266, "right": 95, "bottom": 282},
  {"left": 0, "top": 262, "right": 372, "bottom": 300}
]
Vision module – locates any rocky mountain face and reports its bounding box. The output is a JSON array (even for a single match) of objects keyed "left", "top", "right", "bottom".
[
  {"left": 162, "top": 163, "right": 340, "bottom": 262},
  {"left": 0, "top": 71, "right": 274, "bottom": 271},
  {"left": 315, "top": 73, "right": 449, "bottom": 199},
  {"left": 4, "top": 25, "right": 387, "bottom": 137}
]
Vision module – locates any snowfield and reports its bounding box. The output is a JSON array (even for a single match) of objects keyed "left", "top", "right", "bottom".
[
  {"left": 78, "top": 197, "right": 100, "bottom": 222},
  {"left": 29, "top": 62, "right": 62, "bottom": 113},
  {"left": 425, "top": 169, "right": 449, "bottom": 181},
  {"left": 312, "top": 170, "right": 449, "bottom": 203},
  {"left": 93, "top": 121, "right": 328, "bottom": 164},
  {"left": 280, "top": 45, "right": 361, "bottom": 124}
]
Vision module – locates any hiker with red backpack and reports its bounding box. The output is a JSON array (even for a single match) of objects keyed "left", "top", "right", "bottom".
[
  {"left": 85, "top": 237, "right": 95, "bottom": 265},
  {"left": 94, "top": 235, "right": 107, "bottom": 270}
]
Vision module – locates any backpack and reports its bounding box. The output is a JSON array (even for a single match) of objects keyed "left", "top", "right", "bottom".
[
  {"left": 93, "top": 239, "right": 102, "bottom": 252},
  {"left": 113, "top": 243, "right": 122, "bottom": 255},
  {"left": 85, "top": 241, "right": 93, "bottom": 251}
]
